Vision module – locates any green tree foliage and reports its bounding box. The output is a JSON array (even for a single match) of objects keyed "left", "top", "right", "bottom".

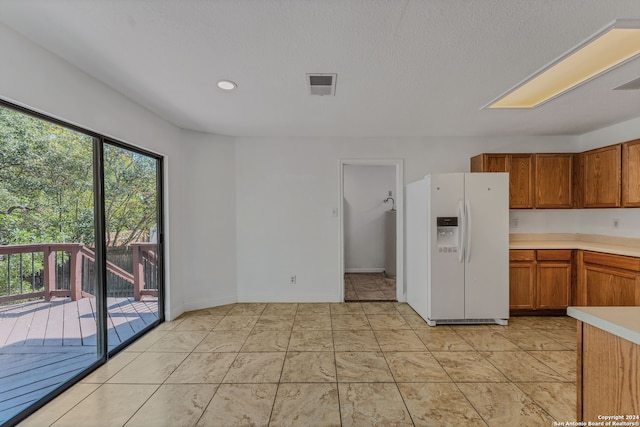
[
  {"left": 0, "top": 107, "right": 94, "bottom": 245},
  {"left": 104, "top": 144, "right": 157, "bottom": 246},
  {"left": 0, "top": 106, "right": 158, "bottom": 247},
  {"left": 0, "top": 107, "right": 158, "bottom": 297}
]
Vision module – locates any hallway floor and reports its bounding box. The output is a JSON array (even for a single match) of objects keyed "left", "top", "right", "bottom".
[
  {"left": 344, "top": 273, "right": 396, "bottom": 301},
  {"left": 20, "top": 302, "right": 577, "bottom": 426}
]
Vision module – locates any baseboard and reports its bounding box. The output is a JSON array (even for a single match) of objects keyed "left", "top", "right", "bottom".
[
  {"left": 344, "top": 268, "right": 385, "bottom": 274},
  {"left": 183, "top": 295, "right": 237, "bottom": 312},
  {"left": 510, "top": 309, "right": 567, "bottom": 317},
  {"left": 167, "top": 303, "right": 184, "bottom": 322},
  {"left": 237, "top": 292, "right": 341, "bottom": 303}
]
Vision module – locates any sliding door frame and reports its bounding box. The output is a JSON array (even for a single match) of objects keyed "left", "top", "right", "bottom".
[
  {"left": 102, "top": 136, "right": 165, "bottom": 354},
  {"left": 0, "top": 98, "right": 166, "bottom": 426}
]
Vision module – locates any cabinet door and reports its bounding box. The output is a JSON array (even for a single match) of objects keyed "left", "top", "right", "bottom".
[
  {"left": 584, "top": 265, "right": 638, "bottom": 306},
  {"left": 509, "top": 154, "right": 534, "bottom": 208},
  {"left": 535, "top": 154, "right": 573, "bottom": 208},
  {"left": 509, "top": 262, "right": 535, "bottom": 309},
  {"left": 483, "top": 154, "right": 509, "bottom": 172},
  {"left": 537, "top": 262, "right": 571, "bottom": 309},
  {"left": 584, "top": 144, "right": 621, "bottom": 207},
  {"left": 470, "top": 153, "right": 509, "bottom": 172},
  {"left": 622, "top": 139, "right": 640, "bottom": 207}
]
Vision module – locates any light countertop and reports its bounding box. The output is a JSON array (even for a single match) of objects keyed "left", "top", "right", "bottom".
[
  {"left": 510, "top": 233, "right": 640, "bottom": 257},
  {"left": 567, "top": 306, "right": 640, "bottom": 346}
]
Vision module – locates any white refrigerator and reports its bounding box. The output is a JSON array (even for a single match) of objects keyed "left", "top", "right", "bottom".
[{"left": 406, "top": 173, "right": 509, "bottom": 326}]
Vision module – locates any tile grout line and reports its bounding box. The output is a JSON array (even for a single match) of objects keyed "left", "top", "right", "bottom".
[
  {"left": 462, "top": 321, "right": 576, "bottom": 424},
  {"left": 428, "top": 327, "right": 493, "bottom": 427},
  {"left": 190, "top": 305, "right": 254, "bottom": 427},
  {"left": 365, "top": 305, "right": 417, "bottom": 425},
  {"left": 435, "top": 320, "right": 565, "bottom": 424},
  {"left": 24, "top": 304, "right": 579, "bottom": 426},
  {"left": 264, "top": 306, "right": 295, "bottom": 427},
  {"left": 191, "top": 310, "right": 235, "bottom": 427},
  {"left": 328, "top": 307, "right": 344, "bottom": 427},
  {"left": 43, "top": 332, "right": 157, "bottom": 427}
]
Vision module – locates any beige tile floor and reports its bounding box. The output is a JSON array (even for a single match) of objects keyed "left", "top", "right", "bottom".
[
  {"left": 344, "top": 273, "right": 396, "bottom": 301},
  {"left": 19, "top": 303, "right": 578, "bottom": 426}
]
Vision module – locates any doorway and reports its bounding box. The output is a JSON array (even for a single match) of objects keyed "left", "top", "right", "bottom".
[{"left": 339, "top": 159, "right": 404, "bottom": 302}]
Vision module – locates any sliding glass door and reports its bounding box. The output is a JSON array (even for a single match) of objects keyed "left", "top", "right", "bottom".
[
  {"left": 0, "top": 103, "right": 164, "bottom": 425},
  {"left": 0, "top": 105, "right": 102, "bottom": 424},
  {"left": 103, "top": 142, "right": 162, "bottom": 352}
]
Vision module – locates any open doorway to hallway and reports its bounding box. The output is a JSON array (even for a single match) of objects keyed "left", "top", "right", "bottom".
[
  {"left": 340, "top": 160, "right": 403, "bottom": 302},
  {"left": 344, "top": 272, "right": 396, "bottom": 301}
]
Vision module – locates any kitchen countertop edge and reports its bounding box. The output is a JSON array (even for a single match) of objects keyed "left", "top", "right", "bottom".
[
  {"left": 510, "top": 233, "right": 640, "bottom": 257},
  {"left": 567, "top": 306, "right": 640, "bottom": 346}
]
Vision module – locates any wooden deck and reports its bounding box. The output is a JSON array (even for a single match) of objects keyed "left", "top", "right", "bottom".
[{"left": 0, "top": 297, "right": 158, "bottom": 424}]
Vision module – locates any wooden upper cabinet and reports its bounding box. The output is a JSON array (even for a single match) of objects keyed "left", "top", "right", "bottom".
[
  {"left": 509, "top": 154, "right": 534, "bottom": 209},
  {"left": 470, "top": 153, "right": 533, "bottom": 208},
  {"left": 622, "top": 139, "right": 640, "bottom": 207},
  {"left": 535, "top": 154, "right": 573, "bottom": 208},
  {"left": 470, "top": 153, "right": 508, "bottom": 172},
  {"left": 573, "top": 153, "right": 585, "bottom": 208},
  {"left": 583, "top": 144, "right": 621, "bottom": 208},
  {"left": 472, "top": 140, "right": 631, "bottom": 209}
]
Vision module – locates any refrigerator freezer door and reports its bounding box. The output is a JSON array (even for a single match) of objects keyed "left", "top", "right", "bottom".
[
  {"left": 463, "top": 173, "right": 509, "bottom": 320},
  {"left": 429, "top": 173, "right": 465, "bottom": 320}
]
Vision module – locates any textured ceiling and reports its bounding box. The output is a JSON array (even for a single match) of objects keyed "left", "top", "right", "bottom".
[{"left": 1, "top": 0, "right": 640, "bottom": 137}]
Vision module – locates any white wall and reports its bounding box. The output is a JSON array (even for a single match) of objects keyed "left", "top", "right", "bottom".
[
  {"left": 509, "top": 209, "right": 640, "bottom": 238},
  {"left": 579, "top": 115, "right": 640, "bottom": 151},
  {"left": 235, "top": 135, "right": 578, "bottom": 302},
  {"left": 0, "top": 23, "right": 238, "bottom": 319},
  {"left": 343, "top": 165, "right": 395, "bottom": 272},
  {"left": 180, "top": 130, "right": 237, "bottom": 311},
  {"left": 9, "top": 14, "right": 638, "bottom": 309}
]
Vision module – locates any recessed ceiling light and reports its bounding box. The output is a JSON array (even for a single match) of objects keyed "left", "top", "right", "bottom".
[
  {"left": 217, "top": 80, "right": 237, "bottom": 91},
  {"left": 486, "top": 19, "right": 640, "bottom": 109}
]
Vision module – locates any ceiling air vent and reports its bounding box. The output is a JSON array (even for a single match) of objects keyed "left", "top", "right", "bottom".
[
  {"left": 613, "top": 76, "right": 640, "bottom": 90},
  {"left": 307, "top": 73, "right": 337, "bottom": 96}
]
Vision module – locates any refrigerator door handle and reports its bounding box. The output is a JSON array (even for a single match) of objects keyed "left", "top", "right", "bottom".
[
  {"left": 457, "top": 200, "right": 464, "bottom": 263},
  {"left": 465, "top": 200, "right": 472, "bottom": 263}
]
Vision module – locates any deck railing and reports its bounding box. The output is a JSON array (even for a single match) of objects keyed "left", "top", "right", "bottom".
[{"left": 0, "top": 243, "right": 158, "bottom": 304}]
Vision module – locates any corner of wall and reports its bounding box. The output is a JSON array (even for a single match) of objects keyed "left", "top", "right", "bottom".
[
  {"left": 578, "top": 116, "right": 640, "bottom": 151},
  {"left": 180, "top": 129, "right": 238, "bottom": 311}
]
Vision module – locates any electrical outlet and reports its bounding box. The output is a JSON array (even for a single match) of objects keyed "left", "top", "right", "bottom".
[
  {"left": 388, "top": 190, "right": 393, "bottom": 197},
  {"left": 331, "top": 208, "right": 338, "bottom": 217},
  {"left": 613, "top": 218, "right": 620, "bottom": 228},
  {"left": 290, "top": 275, "right": 296, "bottom": 284},
  {"left": 512, "top": 218, "right": 519, "bottom": 228}
]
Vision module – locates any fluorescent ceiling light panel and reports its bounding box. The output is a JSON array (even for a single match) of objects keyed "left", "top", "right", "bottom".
[{"left": 487, "top": 20, "right": 640, "bottom": 109}]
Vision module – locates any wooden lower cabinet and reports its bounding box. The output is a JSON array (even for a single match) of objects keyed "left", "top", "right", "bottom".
[
  {"left": 577, "top": 321, "right": 640, "bottom": 421},
  {"left": 537, "top": 262, "right": 571, "bottom": 309},
  {"left": 578, "top": 251, "right": 640, "bottom": 306},
  {"left": 509, "top": 260, "right": 535, "bottom": 309},
  {"left": 509, "top": 249, "right": 571, "bottom": 311}
]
